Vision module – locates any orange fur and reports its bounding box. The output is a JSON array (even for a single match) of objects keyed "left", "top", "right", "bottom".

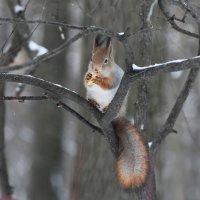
[
  {"left": 112, "top": 118, "right": 149, "bottom": 189},
  {"left": 97, "top": 76, "right": 114, "bottom": 90},
  {"left": 84, "top": 72, "right": 114, "bottom": 90},
  {"left": 89, "top": 36, "right": 114, "bottom": 74}
]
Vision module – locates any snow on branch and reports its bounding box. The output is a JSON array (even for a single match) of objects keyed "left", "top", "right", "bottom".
[
  {"left": 0, "top": 73, "right": 100, "bottom": 117},
  {"left": 146, "top": 0, "right": 158, "bottom": 27},
  {"left": 0, "top": 26, "right": 120, "bottom": 73},
  {"left": 130, "top": 55, "right": 200, "bottom": 78},
  {"left": 28, "top": 41, "right": 48, "bottom": 57},
  {"left": 14, "top": 5, "right": 24, "bottom": 14}
]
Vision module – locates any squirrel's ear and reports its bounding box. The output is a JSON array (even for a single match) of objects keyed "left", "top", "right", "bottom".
[
  {"left": 106, "top": 37, "right": 111, "bottom": 48},
  {"left": 93, "top": 34, "right": 102, "bottom": 49},
  {"left": 106, "top": 38, "right": 112, "bottom": 57}
]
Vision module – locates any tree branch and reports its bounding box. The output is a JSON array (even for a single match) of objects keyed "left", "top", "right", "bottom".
[
  {"left": 152, "top": 67, "right": 199, "bottom": 150},
  {"left": 102, "top": 54, "right": 200, "bottom": 124},
  {"left": 0, "top": 0, "right": 30, "bottom": 196},
  {"left": 0, "top": 84, "right": 12, "bottom": 196},
  {"left": 130, "top": 55, "right": 200, "bottom": 77},
  {"left": 0, "top": 73, "right": 102, "bottom": 119},
  {"left": 0, "top": 94, "right": 103, "bottom": 135},
  {"left": 1, "top": 47, "right": 200, "bottom": 158},
  {"left": 43, "top": 93, "right": 103, "bottom": 135},
  {"left": 0, "top": 27, "right": 120, "bottom": 73},
  {"left": 158, "top": 0, "right": 200, "bottom": 38},
  {"left": 152, "top": 22, "right": 200, "bottom": 151},
  {"left": 0, "top": 22, "right": 134, "bottom": 73},
  {"left": 0, "top": 17, "right": 92, "bottom": 30}
]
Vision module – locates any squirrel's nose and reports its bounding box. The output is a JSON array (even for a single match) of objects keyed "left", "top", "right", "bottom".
[{"left": 94, "top": 67, "right": 99, "bottom": 72}]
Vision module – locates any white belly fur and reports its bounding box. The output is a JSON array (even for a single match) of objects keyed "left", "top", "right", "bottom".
[
  {"left": 85, "top": 64, "right": 124, "bottom": 112},
  {"left": 86, "top": 84, "right": 118, "bottom": 112}
]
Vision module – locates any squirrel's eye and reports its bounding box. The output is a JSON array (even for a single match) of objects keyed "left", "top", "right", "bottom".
[{"left": 104, "top": 58, "right": 108, "bottom": 64}]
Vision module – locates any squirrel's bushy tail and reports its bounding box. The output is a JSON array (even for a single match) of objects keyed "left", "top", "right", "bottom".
[{"left": 112, "top": 118, "right": 149, "bottom": 189}]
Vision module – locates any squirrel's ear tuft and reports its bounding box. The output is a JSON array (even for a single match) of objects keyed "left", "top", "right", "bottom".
[
  {"left": 106, "top": 37, "right": 112, "bottom": 57},
  {"left": 94, "top": 34, "right": 105, "bottom": 47},
  {"left": 106, "top": 37, "right": 111, "bottom": 48},
  {"left": 94, "top": 34, "right": 111, "bottom": 48}
]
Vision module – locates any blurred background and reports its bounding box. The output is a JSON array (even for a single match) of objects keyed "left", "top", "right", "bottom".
[{"left": 0, "top": 0, "right": 200, "bottom": 199}]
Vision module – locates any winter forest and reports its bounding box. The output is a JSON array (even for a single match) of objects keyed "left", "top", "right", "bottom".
[{"left": 0, "top": 0, "right": 200, "bottom": 200}]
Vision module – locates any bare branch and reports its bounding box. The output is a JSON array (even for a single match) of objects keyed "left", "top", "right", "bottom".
[
  {"left": 0, "top": 73, "right": 102, "bottom": 119},
  {"left": 0, "top": 95, "right": 47, "bottom": 101},
  {"left": 178, "top": 0, "right": 199, "bottom": 20},
  {"left": 102, "top": 55, "right": 200, "bottom": 124},
  {"left": 0, "top": 0, "right": 31, "bottom": 196},
  {"left": 158, "top": 0, "right": 200, "bottom": 38},
  {"left": 0, "top": 17, "right": 90, "bottom": 31},
  {"left": 43, "top": 93, "right": 103, "bottom": 135},
  {"left": 152, "top": 22, "right": 200, "bottom": 151},
  {"left": 0, "top": 84, "right": 12, "bottom": 196},
  {"left": 152, "top": 67, "right": 199, "bottom": 150},
  {"left": 1, "top": 54, "right": 200, "bottom": 124},
  {"left": 0, "top": 94, "right": 103, "bottom": 135},
  {"left": 0, "top": 27, "right": 121, "bottom": 73}
]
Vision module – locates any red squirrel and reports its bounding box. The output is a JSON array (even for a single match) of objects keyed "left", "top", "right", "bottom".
[{"left": 84, "top": 34, "right": 149, "bottom": 189}]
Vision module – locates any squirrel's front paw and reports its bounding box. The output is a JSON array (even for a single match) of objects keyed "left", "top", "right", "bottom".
[
  {"left": 85, "top": 72, "right": 95, "bottom": 86},
  {"left": 85, "top": 72, "right": 102, "bottom": 86},
  {"left": 85, "top": 72, "right": 93, "bottom": 81},
  {"left": 91, "top": 75, "right": 102, "bottom": 85}
]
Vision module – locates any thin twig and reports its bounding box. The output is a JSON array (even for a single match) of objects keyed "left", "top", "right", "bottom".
[
  {"left": 0, "top": 84, "right": 12, "bottom": 196},
  {"left": 0, "top": 73, "right": 102, "bottom": 120},
  {"left": 15, "top": 0, "right": 48, "bottom": 96},
  {"left": 152, "top": 67, "right": 199, "bottom": 150},
  {"left": 0, "top": 27, "right": 119, "bottom": 73},
  {"left": 0, "top": 17, "right": 96, "bottom": 31},
  {"left": 178, "top": 0, "right": 198, "bottom": 20},
  {"left": 158, "top": 0, "right": 200, "bottom": 38},
  {"left": 152, "top": 22, "right": 200, "bottom": 151},
  {"left": 43, "top": 93, "right": 103, "bottom": 134},
  {"left": 0, "top": 95, "right": 47, "bottom": 101},
  {"left": 0, "top": 94, "right": 103, "bottom": 134}
]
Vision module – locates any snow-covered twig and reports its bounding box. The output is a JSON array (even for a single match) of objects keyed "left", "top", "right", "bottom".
[
  {"left": 131, "top": 55, "right": 200, "bottom": 78},
  {"left": 28, "top": 41, "right": 48, "bottom": 57},
  {"left": 146, "top": 0, "right": 158, "bottom": 27},
  {"left": 14, "top": 5, "right": 24, "bottom": 14},
  {"left": 132, "top": 55, "right": 200, "bottom": 71}
]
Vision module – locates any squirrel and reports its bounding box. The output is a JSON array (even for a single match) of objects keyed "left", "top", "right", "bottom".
[{"left": 84, "top": 34, "right": 149, "bottom": 189}]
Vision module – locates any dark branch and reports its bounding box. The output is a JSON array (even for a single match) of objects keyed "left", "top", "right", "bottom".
[
  {"left": 0, "top": 94, "right": 103, "bottom": 134},
  {"left": 152, "top": 67, "right": 199, "bottom": 150},
  {"left": 43, "top": 93, "right": 103, "bottom": 134},
  {"left": 0, "top": 28, "right": 119, "bottom": 73},
  {"left": 0, "top": 93, "right": 103, "bottom": 135},
  {"left": 158, "top": 0, "right": 200, "bottom": 38},
  {"left": 152, "top": 22, "right": 200, "bottom": 151},
  {"left": 0, "top": 0, "right": 32, "bottom": 196},
  {"left": 0, "top": 73, "right": 102, "bottom": 119},
  {"left": 0, "top": 17, "right": 91, "bottom": 30},
  {"left": 102, "top": 55, "right": 200, "bottom": 124},
  {"left": 0, "top": 95, "right": 47, "bottom": 101},
  {"left": 178, "top": 0, "right": 199, "bottom": 20}
]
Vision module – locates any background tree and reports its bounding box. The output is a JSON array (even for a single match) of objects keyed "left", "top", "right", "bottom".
[{"left": 0, "top": 0, "right": 200, "bottom": 200}]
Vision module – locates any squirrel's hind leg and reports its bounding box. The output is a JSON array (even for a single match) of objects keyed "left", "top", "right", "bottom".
[{"left": 88, "top": 98, "right": 100, "bottom": 109}]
